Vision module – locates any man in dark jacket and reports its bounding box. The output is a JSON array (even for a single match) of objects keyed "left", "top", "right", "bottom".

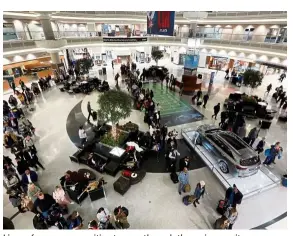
[
  {"left": 34, "top": 192, "right": 55, "bottom": 218},
  {"left": 203, "top": 94, "right": 209, "bottom": 108},
  {"left": 179, "top": 156, "right": 190, "bottom": 171},
  {"left": 87, "top": 101, "right": 92, "bottom": 122},
  {"left": 21, "top": 169, "right": 38, "bottom": 192},
  {"left": 15, "top": 157, "right": 30, "bottom": 175},
  {"left": 225, "top": 184, "right": 243, "bottom": 207},
  {"left": 212, "top": 103, "right": 221, "bottom": 120}
]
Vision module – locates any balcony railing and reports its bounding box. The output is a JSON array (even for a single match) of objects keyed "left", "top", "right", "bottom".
[{"left": 3, "top": 31, "right": 287, "bottom": 45}]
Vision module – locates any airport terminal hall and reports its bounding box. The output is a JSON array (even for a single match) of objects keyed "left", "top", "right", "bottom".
[{"left": 2, "top": 9, "right": 288, "bottom": 231}]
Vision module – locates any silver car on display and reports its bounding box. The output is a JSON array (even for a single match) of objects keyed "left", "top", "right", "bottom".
[{"left": 194, "top": 124, "right": 261, "bottom": 177}]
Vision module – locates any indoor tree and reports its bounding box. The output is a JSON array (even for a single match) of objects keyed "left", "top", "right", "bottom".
[
  {"left": 75, "top": 57, "right": 94, "bottom": 75},
  {"left": 97, "top": 90, "right": 133, "bottom": 140},
  {"left": 242, "top": 69, "right": 264, "bottom": 94},
  {"left": 151, "top": 50, "right": 164, "bottom": 65}
]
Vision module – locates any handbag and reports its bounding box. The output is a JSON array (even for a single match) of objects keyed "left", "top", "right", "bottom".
[
  {"left": 184, "top": 184, "right": 191, "bottom": 193},
  {"left": 264, "top": 148, "right": 271, "bottom": 157}
]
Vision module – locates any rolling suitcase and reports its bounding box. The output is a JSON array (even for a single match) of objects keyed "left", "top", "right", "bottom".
[
  {"left": 217, "top": 199, "right": 227, "bottom": 215},
  {"left": 170, "top": 172, "right": 178, "bottom": 184}
]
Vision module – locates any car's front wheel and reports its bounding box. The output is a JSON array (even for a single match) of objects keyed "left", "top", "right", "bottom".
[{"left": 219, "top": 161, "right": 229, "bottom": 174}]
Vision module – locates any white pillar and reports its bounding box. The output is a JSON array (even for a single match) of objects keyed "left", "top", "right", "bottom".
[
  {"left": 50, "top": 52, "right": 61, "bottom": 64},
  {"left": 39, "top": 14, "right": 55, "bottom": 40}
]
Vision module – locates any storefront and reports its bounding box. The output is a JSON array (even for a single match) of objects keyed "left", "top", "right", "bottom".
[
  {"left": 206, "top": 56, "right": 229, "bottom": 70},
  {"left": 255, "top": 61, "right": 287, "bottom": 75}
]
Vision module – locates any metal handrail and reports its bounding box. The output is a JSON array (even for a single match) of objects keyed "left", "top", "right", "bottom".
[{"left": 3, "top": 31, "right": 287, "bottom": 45}]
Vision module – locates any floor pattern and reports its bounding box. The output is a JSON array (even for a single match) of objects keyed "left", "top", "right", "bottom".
[{"left": 143, "top": 83, "right": 204, "bottom": 126}]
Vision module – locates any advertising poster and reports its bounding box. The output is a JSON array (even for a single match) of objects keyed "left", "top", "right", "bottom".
[
  {"left": 147, "top": 11, "right": 175, "bottom": 36},
  {"left": 184, "top": 54, "right": 199, "bottom": 69}
]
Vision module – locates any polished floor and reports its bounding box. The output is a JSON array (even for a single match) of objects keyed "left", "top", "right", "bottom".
[{"left": 3, "top": 58, "right": 287, "bottom": 229}]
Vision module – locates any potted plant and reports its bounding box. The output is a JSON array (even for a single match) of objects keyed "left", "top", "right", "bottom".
[
  {"left": 97, "top": 90, "right": 133, "bottom": 147},
  {"left": 242, "top": 69, "right": 264, "bottom": 94},
  {"left": 151, "top": 50, "right": 164, "bottom": 66},
  {"left": 75, "top": 58, "right": 94, "bottom": 76}
]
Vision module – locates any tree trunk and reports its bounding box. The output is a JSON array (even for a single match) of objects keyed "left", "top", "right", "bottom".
[{"left": 111, "top": 122, "right": 118, "bottom": 140}]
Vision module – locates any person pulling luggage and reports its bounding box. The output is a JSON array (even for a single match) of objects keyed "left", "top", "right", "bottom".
[{"left": 178, "top": 167, "right": 189, "bottom": 195}]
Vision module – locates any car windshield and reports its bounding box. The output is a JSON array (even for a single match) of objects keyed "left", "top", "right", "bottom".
[{"left": 219, "top": 133, "right": 246, "bottom": 150}]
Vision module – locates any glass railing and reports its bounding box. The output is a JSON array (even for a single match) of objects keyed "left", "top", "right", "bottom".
[{"left": 3, "top": 31, "right": 287, "bottom": 45}]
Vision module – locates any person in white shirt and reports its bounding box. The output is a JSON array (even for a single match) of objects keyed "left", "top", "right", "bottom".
[
  {"left": 78, "top": 125, "right": 87, "bottom": 147},
  {"left": 168, "top": 148, "right": 180, "bottom": 173},
  {"left": 97, "top": 207, "right": 111, "bottom": 229}
]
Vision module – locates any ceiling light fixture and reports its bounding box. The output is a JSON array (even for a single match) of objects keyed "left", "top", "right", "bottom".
[
  {"left": 193, "top": 18, "right": 287, "bottom": 23},
  {"left": 201, "top": 45, "right": 287, "bottom": 57}
]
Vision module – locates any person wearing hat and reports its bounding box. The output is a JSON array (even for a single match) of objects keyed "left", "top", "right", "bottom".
[
  {"left": 193, "top": 181, "right": 206, "bottom": 207},
  {"left": 225, "top": 184, "right": 243, "bottom": 208}
]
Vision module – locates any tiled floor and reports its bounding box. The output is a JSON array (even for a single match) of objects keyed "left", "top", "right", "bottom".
[{"left": 2, "top": 58, "right": 287, "bottom": 229}]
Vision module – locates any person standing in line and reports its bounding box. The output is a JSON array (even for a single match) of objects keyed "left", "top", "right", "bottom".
[
  {"left": 23, "top": 135, "right": 37, "bottom": 153},
  {"left": 178, "top": 167, "right": 189, "bottom": 195},
  {"left": 21, "top": 169, "right": 39, "bottom": 192},
  {"left": 225, "top": 207, "right": 238, "bottom": 229},
  {"left": 193, "top": 181, "right": 206, "bottom": 207},
  {"left": 78, "top": 125, "right": 87, "bottom": 147},
  {"left": 212, "top": 103, "right": 221, "bottom": 120},
  {"left": 203, "top": 93, "right": 209, "bottom": 108},
  {"left": 52, "top": 185, "right": 73, "bottom": 206},
  {"left": 87, "top": 101, "right": 92, "bottom": 122},
  {"left": 179, "top": 156, "right": 190, "bottom": 172}
]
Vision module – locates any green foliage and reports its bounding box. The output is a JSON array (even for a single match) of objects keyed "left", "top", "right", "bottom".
[
  {"left": 242, "top": 69, "right": 264, "bottom": 89},
  {"left": 100, "top": 130, "right": 128, "bottom": 147},
  {"left": 118, "top": 122, "right": 139, "bottom": 132},
  {"left": 75, "top": 58, "right": 94, "bottom": 75},
  {"left": 151, "top": 50, "right": 164, "bottom": 64},
  {"left": 97, "top": 90, "right": 133, "bottom": 125}
]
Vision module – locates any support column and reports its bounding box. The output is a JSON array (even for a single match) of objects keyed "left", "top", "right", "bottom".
[
  {"left": 50, "top": 52, "right": 61, "bottom": 64},
  {"left": 39, "top": 14, "right": 55, "bottom": 40}
]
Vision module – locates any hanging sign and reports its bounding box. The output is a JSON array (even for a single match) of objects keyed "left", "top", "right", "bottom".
[{"left": 147, "top": 11, "right": 175, "bottom": 36}]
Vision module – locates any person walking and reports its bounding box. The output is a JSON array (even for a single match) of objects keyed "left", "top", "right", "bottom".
[
  {"left": 78, "top": 125, "right": 87, "bottom": 147},
  {"left": 168, "top": 147, "right": 180, "bottom": 173},
  {"left": 111, "top": 60, "right": 114, "bottom": 70},
  {"left": 87, "top": 101, "right": 92, "bottom": 123},
  {"left": 179, "top": 82, "right": 184, "bottom": 96},
  {"left": 263, "top": 142, "right": 282, "bottom": 166},
  {"left": 19, "top": 79, "right": 26, "bottom": 92},
  {"left": 225, "top": 184, "right": 243, "bottom": 208},
  {"left": 114, "top": 73, "right": 120, "bottom": 86},
  {"left": 246, "top": 126, "right": 260, "bottom": 146},
  {"left": 255, "top": 137, "right": 266, "bottom": 154},
  {"left": 178, "top": 167, "right": 189, "bottom": 195},
  {"left": 203, "top": 94, "right": 209, "bottom": 108},
  {"left": 193, "top": 181, "right": 206, "bottom": 207},
  {"left": 212, "top": 103, "right": 221, "bottom": 120},
  {"left": 265, "top": 83, "right": 272, "bottom": 95},
  {"left": 225, "top": 207, "right": 238, "bottom": 229},
  {"left": 10, "top": 80, "right": 16, "bottom": 94}
]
